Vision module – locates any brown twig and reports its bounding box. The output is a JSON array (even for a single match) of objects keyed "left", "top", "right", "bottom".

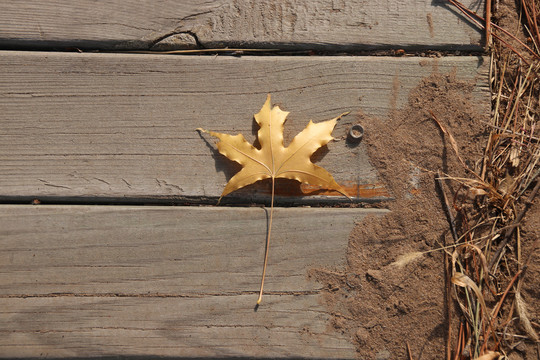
[
  {"left": 455, "top": 324, "right": 461, "bottom": 360},
  {"left": 482, "top": 270, "right": 523, "bottom": 353},
  {"left": 533, "top": 0, "right": 540, "bottom": 49},
  {"left": 447, "top": 0, "right": 540, "bottom": 61},
  {"left": 489, "top": 179, "right": 540, "bottom": 271},
  {"left": 430, "top": 111, "right": 488, "bottom": 186},
  {"left": 446, "top": 249, "right": 453, "bottom": 360},
  {"left": 436, "top": 173, "right": 460, "bottom": 243},
  {"left": 437, "top": 173, "right": 456, "bottom": 360},
  {"left": 486, "top": 0, "right": 492, "bottom": 47},
  {"left": 449, "top": 0, "right": 537, "bottom": 54},
  {"left": 521, "top": 0, "right": 540, "bottom": 50},
  {"left": 406, "top": 342, "right": 414, "bottom": 360},
  {"left": 440, "top": 2, "right": 540, "bottom": 357},
  {"left": 454, "top": 322, "right": 464, "bottom": 360}
]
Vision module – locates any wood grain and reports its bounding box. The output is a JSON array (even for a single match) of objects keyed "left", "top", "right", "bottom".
[
  {"left": 0, "top": 0, "right": 484, "bottom": 51},
  {"left": 0, "top": 295, "right": 355, "bottom": 358},
  {"left": 0, "top": 205, "right": 386, "bottom": 358},
  {"left": 0, "top": 51, "right": 489, "bottom": 203},
  {"left": 0, "top": 205, "right": 387, "bottom": 296}
]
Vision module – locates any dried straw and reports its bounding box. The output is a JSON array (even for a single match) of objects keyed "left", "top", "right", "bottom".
[{"left": 438, "top": 0, "right": 540, "bottom": 357}]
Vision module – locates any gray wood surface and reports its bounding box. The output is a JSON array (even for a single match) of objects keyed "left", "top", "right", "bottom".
[
  {"left": 0, "top": 1, "right": 489, "bottom": 358},
  {"left": 0, "top": 1, "right": 484, "bottom": 51},
  {"left": 0, "top": 205, "right": 386, "bottom": 295},
  {"left": 0, "top": 295, "right": 353, "bottom": 358},
  {"left": 0, "top": 205, "right": 386, "bottom": 358},
  {"left": 0, "top": 51, "right": 489, "bottom": 203}
]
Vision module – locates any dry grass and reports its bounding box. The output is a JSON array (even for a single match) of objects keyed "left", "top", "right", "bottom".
[{"left": 434, "top": 1, "right": 540, "bottom": 358}]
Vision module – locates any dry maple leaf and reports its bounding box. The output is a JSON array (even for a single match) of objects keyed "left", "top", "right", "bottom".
[
  {"left": 197, "top": 94, "right": 349, "bottom": 305},
  {"left": 198, "top": 94, "right": 349, "bottom": 198}
]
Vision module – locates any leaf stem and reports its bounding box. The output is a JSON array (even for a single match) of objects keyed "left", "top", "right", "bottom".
[{"left": 257, "top": 176, "right": 275, "bottom": 305}]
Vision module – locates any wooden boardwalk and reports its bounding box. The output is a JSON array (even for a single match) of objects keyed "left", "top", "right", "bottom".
[{"left": 0, "top": 1, "right": 488, "bottom": 358}]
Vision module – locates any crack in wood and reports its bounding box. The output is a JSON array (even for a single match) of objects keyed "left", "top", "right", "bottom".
[{"left": 37, "top": 179, "right": 72, "bottom": 190}]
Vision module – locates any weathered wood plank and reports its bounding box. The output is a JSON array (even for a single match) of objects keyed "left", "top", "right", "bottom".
[
  {"left": 0, "top": 205, "right": 382, "bottom": 358},
  {"left": 0, "top": 0, "right": 484, "bottom": 51},
  {"left": 0, "top": 205, "right": 386, "bottom": 295},
  {"left": 0, "top": 51, "right": 489, "bottom": 203},
  {"left": 0, "top": 295, "right": 354, "bottom": 358}
]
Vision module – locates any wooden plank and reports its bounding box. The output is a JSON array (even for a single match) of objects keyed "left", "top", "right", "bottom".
[
  {"left": 0, "top": 295, "right": 354, "bottom": 358},
  {"left": 0, "top": 205, "right": 386, "bottom": 295},
  {"left": 0, "top": 1, "right": 484, "bottom": 51},
  {"left": 0, "top": 51, "right": 489, "bottom": 203},
  {"left": 0, "top": 205, "right": 384, "bottom": 358}
]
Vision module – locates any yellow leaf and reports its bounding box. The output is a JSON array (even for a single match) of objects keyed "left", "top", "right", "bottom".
[
  {"left": 198, "top": 94, "right": 349, "bottom": 305},
  {"left": 198, "top": 94, "right": 350, "bottom": 199}
]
